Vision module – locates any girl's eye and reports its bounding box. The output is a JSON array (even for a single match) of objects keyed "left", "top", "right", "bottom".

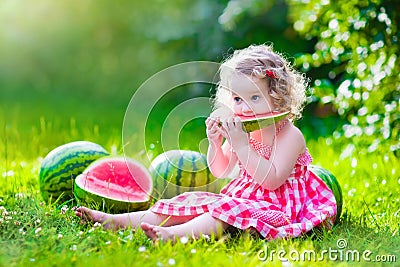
[
  {"left": 251, "top": 95, "right": 260, "bottom": 101},
  {"left": 233, "top": 97, "right": 242, "bottom": 103}
]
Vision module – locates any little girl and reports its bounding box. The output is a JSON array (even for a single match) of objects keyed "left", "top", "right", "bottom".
[{"left": 75, "top": 44, "right": 337, "bottom": 241}]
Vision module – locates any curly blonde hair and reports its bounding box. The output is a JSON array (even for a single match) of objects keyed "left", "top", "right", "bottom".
[{"left": 214, "top": 44, "right": 308, "bottom": 120}]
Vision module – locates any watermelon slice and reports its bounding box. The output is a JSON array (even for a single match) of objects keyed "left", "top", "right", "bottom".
[
  {"left": 74, "top": 157, "right": 153, "bottom": 213},
  {"left": 238, "top": 111, "right": 290, "bottom": 132},
  {"left": 215, "top": 111, "right": 290, "bottom": 132}
]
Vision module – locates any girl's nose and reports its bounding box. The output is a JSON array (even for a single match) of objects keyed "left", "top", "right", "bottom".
[{"left": 241, "top": 102, "right": 252, "bottom": 113}]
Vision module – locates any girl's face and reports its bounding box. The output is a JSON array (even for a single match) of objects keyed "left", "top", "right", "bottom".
[{"left": 229, "top": 73, "right": 274, "bottom": 117}]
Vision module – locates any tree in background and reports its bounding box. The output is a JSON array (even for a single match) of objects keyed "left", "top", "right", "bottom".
[{"left": 288, "top": 0, "right": 399, "bottom": 156}]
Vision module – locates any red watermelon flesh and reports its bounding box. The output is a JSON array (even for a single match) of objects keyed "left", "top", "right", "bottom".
[
  {"left": 237, "top": 111, "right": 287, "bottom": 121},
  {"left": 74, "top": 157, "right": 152, "bottom": 212}
]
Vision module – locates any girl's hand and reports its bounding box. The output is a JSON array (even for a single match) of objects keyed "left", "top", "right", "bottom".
[
  {"left": 205, "top": 117, "right": 224, "bottom": 146},
  {"left": 219, "top": 116, "right": 249, "bottom": 151}
]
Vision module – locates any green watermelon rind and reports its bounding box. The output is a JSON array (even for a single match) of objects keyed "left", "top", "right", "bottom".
[
  {"left": 39, "top": 141, "right": 109, "bottom": 203},
  {"left": 309, "top": 165, "right": 343, "bottom": 224},
  {"left": 74, "top": 175, "right": 151, "bottom": 213},
  {"left": 241, "top": 111, "right": 290, "bottom": 132},
  {"left": 150, "top": 150, "right": 227, "bottom": 199}
]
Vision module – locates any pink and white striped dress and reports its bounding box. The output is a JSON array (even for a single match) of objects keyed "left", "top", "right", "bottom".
[{"left": 150, "top": 120, "right": 337, "bottom": 240}]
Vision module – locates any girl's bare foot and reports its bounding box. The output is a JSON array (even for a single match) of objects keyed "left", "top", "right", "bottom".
[
  {"left": 141, "top": 222, "right": 177, "bottom": 242},
  {"left": 74, "top": 206, "right": 116, "bottom": 230}
]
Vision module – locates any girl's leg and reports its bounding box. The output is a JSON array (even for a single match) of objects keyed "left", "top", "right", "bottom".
[
  {"left": 141, "top": 212, "right": 229, "bottom": 242},
  {"left": 75, "top": 206, "right": 197, "bottom": 230}
]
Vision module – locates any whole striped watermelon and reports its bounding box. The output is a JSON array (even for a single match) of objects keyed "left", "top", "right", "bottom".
[
  {"left": 149, "top": 150, "right": 227, "bottom": 199},
  {"left": 39, "top": 141, "right": 109, "bottom": 203},
  {"left": 74, "top": 157, "right": 152, "bottom": 213},
  {"left": 309, "top": 165, "right": 343, "bottom": 224}
]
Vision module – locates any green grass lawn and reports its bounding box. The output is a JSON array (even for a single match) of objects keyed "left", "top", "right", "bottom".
[{"left": 0, "top": 106, "right": 399, "bottom": 267}]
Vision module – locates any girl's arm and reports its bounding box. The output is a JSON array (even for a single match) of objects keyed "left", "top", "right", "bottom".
[
  {"left": 206, "top": 117, "right": 238, "bottom": 178},
  {"left": 225, "top": 117, "right": 305, "bottom": 190},
  {"left": 207, "top": 140, "right": 238, "bottom": 178}
]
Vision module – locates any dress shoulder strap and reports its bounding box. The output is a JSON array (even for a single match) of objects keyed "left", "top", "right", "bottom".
[
  {"left": 271, "top": 119, "right": 289, "bottom": 146},
  {"left": 275, "top": 118, "right": 289, "bottom": 135}
]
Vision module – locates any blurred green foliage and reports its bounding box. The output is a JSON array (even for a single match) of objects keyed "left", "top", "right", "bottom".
[
  {"left": 287, "top": 0, "right": 399, "bottom": 155},
  {"left": 0, "top": 0, "right": 398, "bottom": 155},
  {"left": 218, "top": 0, "right": 399, "bottom": 154}
]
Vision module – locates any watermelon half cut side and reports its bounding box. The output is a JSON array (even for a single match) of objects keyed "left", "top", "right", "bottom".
[
  {"left": 74, "top": 157, "right": 153, "bottom": 213},
  {"left": 238, "top": 111, "right": 290, "bottom": 132}
]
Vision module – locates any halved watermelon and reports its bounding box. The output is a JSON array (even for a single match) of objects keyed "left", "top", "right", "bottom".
[
  {"left": 74, "top": 157, "right": 153, "bottom": 213},
  {"left": 238, "top": 111, "right": 290, "bottom": 132}
]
